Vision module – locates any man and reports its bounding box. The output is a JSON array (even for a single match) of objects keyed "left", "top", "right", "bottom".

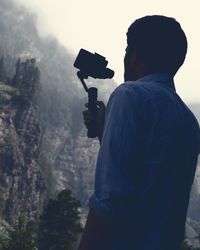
[{"left": 78, "top": 15, "right": 200, "bottom": 250}]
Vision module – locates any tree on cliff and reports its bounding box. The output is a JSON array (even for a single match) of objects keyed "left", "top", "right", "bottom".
[
  {"left": 0, "top": 216, "right": 37, "bottom": 250},
  {"left": 0, "top": 57, "right": 7, "bottom": 82},
  {"left": 38, "top": 189, "right": 83, "bottom": 250},
  {"left": 12, "top": 58, "right": 40, "bottom": 101}
]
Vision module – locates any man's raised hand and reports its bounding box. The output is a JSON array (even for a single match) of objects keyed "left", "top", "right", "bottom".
[{"left": 82, "top": 101, "right": 106, "bottom": 143}]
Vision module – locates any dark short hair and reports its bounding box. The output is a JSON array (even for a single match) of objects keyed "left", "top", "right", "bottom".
[{"left": 127, "top": 15, "right": 187, "bottom": 75}]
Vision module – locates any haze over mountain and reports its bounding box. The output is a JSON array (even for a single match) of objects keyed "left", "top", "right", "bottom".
[{"left": 0, "top": 0, "right": 116, "bottom": 217}]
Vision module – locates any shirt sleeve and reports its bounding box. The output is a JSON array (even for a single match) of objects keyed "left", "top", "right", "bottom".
[{"left": 89, "top": 83, "right": 144, "bottom": 219}]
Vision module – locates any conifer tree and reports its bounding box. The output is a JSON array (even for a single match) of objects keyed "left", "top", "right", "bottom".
[
  {"left": 38, "top": 189, "right": 83, "bottom": 250},
  {"left": 0, "top": 57, "right": 7, "bottom": 82},
  {"left": 12, "top": 58, "right": 40, "bottom": 101},
  {"left": 0, "top": 216, "right": 36, "bottom": 250}
]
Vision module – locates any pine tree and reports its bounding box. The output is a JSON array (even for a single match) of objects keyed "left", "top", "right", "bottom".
[
  {"left": 12, "top": 58, "right": 21, "bottom": 87},
  {"left": 38, "top": 189, "right": 83, "bottom": 250},
  {"left": 12, "top": 58, "right": 40, "bottom": 101},
  {"left": 0, "top": 216, "right": 37, "bottom": 250},
  {"left": 0, "top": 56, "right": 7, "bottom": 82}
]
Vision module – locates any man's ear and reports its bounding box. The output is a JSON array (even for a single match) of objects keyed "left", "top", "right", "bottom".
[
  {"left": 129, "top": 45, "right": 139, "bottom": 67},
  {"left": 130, "top": 45, "right": 145, "bottom": 74}
]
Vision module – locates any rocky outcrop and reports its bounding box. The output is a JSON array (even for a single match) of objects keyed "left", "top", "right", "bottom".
[
  {"left": 185, "top": 219, "right": 200, "bottom": 249},
  {"left": 0, "top": 82, "right": 45, "bottom": 225},
  {"left": 0, "top": 0, "right": 116, "bottom": 213}
]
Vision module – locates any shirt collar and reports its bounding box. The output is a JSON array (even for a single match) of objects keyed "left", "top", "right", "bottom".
[{"left": 136, "top": 73, "right": 176, "bottom": 92}]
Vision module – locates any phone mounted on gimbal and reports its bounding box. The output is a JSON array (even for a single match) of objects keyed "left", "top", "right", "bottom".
[{"left": 74, "top": 49, "right": 114, "bottom": 138}]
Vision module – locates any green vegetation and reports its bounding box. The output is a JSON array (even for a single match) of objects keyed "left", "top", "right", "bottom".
[
  {"left": 0, "top": 189, "right": 82, "bottom": 250},
  {"left": 0, "top": 82, "right": 17, "bottom": 94},
  {"left": 12, "top": 58, "right": 40, "bottom": 102},
  {"left": 0, "top": 216, "right": 36, "bottom": 250},
  {"left": 38, "top": 189, "right": 83, "bottom": 250}
]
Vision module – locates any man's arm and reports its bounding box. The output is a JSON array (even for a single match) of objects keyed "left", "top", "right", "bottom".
[
  {"left": 80, "top": 85, "right": 142, "bottom": 249},
  {"left": 77, "top": 209, "right": 112, "bottom": 250}
]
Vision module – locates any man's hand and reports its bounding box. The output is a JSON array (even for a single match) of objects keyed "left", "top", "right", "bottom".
[{"left": 82, "top": 101, "right": 106, "bottom": 143}]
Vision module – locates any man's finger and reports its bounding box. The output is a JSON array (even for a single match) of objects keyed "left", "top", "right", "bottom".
[
  {"left": 84, "top": 116, "right": 93, "bottom": 122},
  {"left": 96, "top": 101, "right": 106, "bottom": 110},
  {"left": 96, "top": 101, "right": 105, "bottom": 106},
  {"left": 82, "top": 110, "right": 89, "bottom": 115}
]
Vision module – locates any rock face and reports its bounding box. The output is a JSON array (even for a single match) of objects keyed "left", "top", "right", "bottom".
[
  {"left": 52, "top": 129, "right": 99, "bottom": 206},
  {"left": 0, "top": 0, "right": 116, "bottom": 220},
  {"left": 0, "top": 82, "right": 44, "bottom": 225}
]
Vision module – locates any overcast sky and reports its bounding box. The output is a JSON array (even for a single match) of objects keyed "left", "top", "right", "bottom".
[{"left": 14, "top": 0, "right": 200, "bottom": 104}]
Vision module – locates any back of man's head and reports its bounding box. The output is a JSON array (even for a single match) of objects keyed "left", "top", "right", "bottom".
[{"left": 127, "top": 15, "right": 187, "bottom": 76}]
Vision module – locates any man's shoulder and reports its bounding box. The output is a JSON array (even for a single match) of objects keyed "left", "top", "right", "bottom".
[
  {"left": 110, "top": 80, "right": 156, "bottom": 108},
  {"left": 106, "top": 82, "right": 143, "bottom": 113},
  {"left": 113, "top": 77, "right": 178, "bottom": 106},
  {"left": 115, "top": 80, "right": 143, "bottom": 91},
  {"left": 111, "top": 81, "right": 143, "bottom": 99}
]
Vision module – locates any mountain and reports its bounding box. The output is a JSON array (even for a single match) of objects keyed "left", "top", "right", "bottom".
[
  {"left": 187, "top": 103, "right": 200, "bottom": 217},
  {"left": 184, "top": 103, "right": 200, "bottom": 248},
  {"left": 0, "top": 80, "right": 45, "bottom": 224},
  {"left": 0, "top": 0, "right": 116, "bottom": 222}
]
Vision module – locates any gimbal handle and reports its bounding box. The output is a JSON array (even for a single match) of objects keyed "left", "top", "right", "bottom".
[
  {"left": 77, "top": 72, "right": 98, "bottom": 138},
  {"left": 87, "top": 87, "right": 98, "bottom": 138}
]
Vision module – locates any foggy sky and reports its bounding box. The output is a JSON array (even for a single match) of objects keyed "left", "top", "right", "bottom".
[{"left": 13, "top": 0, "right": 200, "bottom": 103}]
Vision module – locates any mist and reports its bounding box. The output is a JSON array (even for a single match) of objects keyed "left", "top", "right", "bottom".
[{"left": 11, "top": 0, "right": 200, "bottom": 104}]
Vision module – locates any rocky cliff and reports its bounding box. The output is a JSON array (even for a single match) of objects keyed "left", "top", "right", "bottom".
[
  {"left": 0, "top": 82, "right": 44, "bottom": 225},
  {"left": 0, "top": 0, "right": 116, "bottom": 218}
]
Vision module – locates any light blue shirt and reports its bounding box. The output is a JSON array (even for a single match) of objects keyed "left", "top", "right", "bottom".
[{"left": 89, "top": 73, "right": 200, "bottom": 250}]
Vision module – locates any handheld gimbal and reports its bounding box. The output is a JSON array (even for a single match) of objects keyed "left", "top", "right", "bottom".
[{"left": 74, "top": 49, "right": 114, "bottom": 138}]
